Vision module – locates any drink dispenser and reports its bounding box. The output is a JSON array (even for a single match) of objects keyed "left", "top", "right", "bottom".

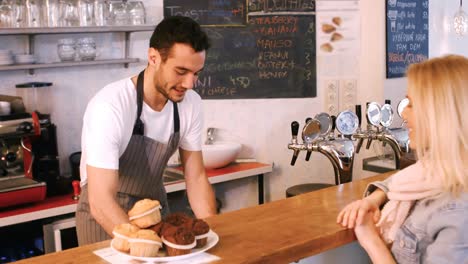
[{"left": 15, "top": 82, "right": 53, "bottom": 114}]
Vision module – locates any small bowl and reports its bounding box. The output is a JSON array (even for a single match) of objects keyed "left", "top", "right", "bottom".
[{"left": 15, "top": 54, "right": 36, "bottom": 64}]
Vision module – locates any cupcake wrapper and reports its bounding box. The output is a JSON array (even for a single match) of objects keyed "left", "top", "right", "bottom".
[
  {"left": 128, "top": 238, "right": 162, "bottom": 247},
  {"left": 161, "top": 236, "right": 196, "bottom": 250},
  {"left": 195, "top": 230, "right": 211, "bottom": 239},
  {"left": 129, "top": 205, "right": 162, "bottom": 220}
]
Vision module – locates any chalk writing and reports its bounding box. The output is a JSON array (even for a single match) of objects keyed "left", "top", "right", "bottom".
[
  {"left": 386, "top": 0, "right": 428, "bottom": 78},
  {"left": 163, "top": 0, "right": 246, "bottom": 25}
]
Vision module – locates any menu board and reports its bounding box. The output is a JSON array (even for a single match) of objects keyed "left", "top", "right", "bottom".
[
  {"left": 164, "top": 0, "right": 246, "bottom": 26},
  {"left": 164, "top": 0, "right": 316, "bottom": 99},
  {"left": 386, "top": 0, "right": 429, "bottom": 78}
]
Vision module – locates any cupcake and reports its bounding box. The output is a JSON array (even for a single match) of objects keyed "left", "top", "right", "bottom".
[
  {"left": 128, "top": 229, "right": 163, "bottom": 257},
  {"left": 161, "top": 226, "right": 196, "bottom": 256},
  {"left": 128, "top": 199, "right": 162, "bottom": 228},
  {"left": 164, "top": 212, "right": 194, "bottom": 229},
  {"left": 149, "top": 221, "right": 166, "bottom": 237},
  {"left": 192, "top": 219, "right": 210, "bottom": 248},
  {"left": 112, "top": 223, "right": 140, "bottom": 252}
]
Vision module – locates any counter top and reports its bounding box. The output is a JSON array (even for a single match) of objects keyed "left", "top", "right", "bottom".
[{"left": 14, "top": 171, "right": 395, "bottom": 264}]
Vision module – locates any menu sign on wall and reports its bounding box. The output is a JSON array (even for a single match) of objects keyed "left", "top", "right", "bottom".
[{"left": 386, "top": 0, "right": 428, "bottom": 78}]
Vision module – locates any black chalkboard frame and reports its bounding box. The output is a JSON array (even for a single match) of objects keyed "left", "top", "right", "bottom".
[{"left": 385, "top": 0, "right": 429, "bottom": 79}]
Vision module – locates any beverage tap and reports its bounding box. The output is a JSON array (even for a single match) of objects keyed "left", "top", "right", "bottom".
[
  {"left": 288, "top": 119, "right": 321, "bottom": 166},
  {"left": 353, "top": 104, "right": 365, "bottom": 153},
  {"left": 289, "top": 121, "right": 300, "bottom": 165},
  {"left": 304, "top": 117, "right": 313, "bottom": 161}
]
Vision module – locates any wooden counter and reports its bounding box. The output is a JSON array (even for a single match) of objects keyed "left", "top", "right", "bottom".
[{"left": 14, "top": 171, "right": 394, "bottom": 264}]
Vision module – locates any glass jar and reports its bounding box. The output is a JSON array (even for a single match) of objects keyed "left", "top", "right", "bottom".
[
  {"left": 57, "top": 38, "right": 76, "bottom": 61},
  {"left": 76, "top": 37, "right": 96, "bottom": 61}
]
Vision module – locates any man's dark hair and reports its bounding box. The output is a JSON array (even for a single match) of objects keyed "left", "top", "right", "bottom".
[{"left": 150, "top": 16, "right": 210, "bottom": 61}]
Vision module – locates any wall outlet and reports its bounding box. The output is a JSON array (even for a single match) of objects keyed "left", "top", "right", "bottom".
[
  {"left": 324, "top": 79, "right": 339, "bottom": 116},
  {"left": 340, "top": 79, "right": 357, "bottom": 111}
]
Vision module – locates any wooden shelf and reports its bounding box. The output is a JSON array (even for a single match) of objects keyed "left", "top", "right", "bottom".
[
  {"left": 0, "top": 58, "right": 141, "bottom": 72},
  {"left": 0, "top": 25, "right": 154, "bottom": 35}
]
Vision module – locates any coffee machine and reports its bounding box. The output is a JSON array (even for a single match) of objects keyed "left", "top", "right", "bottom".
[{"left": 0, "top": 110, "right": 62, "bottom": 208}]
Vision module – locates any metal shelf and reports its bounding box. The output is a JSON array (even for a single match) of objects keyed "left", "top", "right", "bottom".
[
  {"left": 0, "top": 25, "right": 153, "bottom": 74},
  {"left": 0, "top": 25, "right": 154, "bottom": 35},
  {"left": 0, "top": 58, "right": 140, "bottom": 73}
]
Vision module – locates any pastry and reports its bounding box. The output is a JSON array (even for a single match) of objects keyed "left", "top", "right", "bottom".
[
  {"left": 128, "top": 199, "right": 162, "bottom": 228},
  {"left": 161, "top": 226, "right": 196, "bottom": 256},
  {"left": 112, "top": 223, "right": 140, "bottom": 252},
  {"left": 322, "top": 23, "right": 336, "bottom": 33},
  {"left": 149, "top": 221, "right": 166, "bottom": 237},
  {"left": 164, "top": 212, "right": 194, "bottom": 229},
  {"left": 332, "top": 17, "right": 342, "bottom": 26},
  {"left": 320, "top": 43, "right": 333, "bottom": 53},
  {"left": 128, "top": 229, "right": 163, "bottom": 257},
  {"left": 331, "top": 32, "right": 343, "bottom": 42},
  {"left": 192, "top": 219, "right": 210, "bottom": 248}
]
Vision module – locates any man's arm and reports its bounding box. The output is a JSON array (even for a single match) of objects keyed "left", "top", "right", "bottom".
[
  {"left": 87, "top": 165, "right": 130, "bottom": 235},
  {"left": 179, "top": 148, "right": 216, "bottom": 218}
]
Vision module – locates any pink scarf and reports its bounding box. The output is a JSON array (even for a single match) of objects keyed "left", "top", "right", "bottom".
[{"left": 376, "top": 161, "right": 443, "bottom": 243}]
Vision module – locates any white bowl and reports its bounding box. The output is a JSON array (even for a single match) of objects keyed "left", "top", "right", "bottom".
[
  {"left": 202, "top": 142, "right": 241, "bottom": 169},
  {"left": 15, "top": 54, "right": 36, "bottom": 64}
]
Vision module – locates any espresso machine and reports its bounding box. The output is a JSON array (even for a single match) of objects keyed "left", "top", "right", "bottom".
[{"left": 0, "top": 110, "right": 61, "bottom": 208}]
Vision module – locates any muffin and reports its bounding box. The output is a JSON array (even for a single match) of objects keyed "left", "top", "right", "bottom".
[
  {"left": 112, "top": 223, "right": 140, "bottom": 252},
  {"left": 161, "top": 226, "right": 196, "bottom": 256},
  {"left": 128, "top": 229, "right": 163, "bottom": 257},
  {"left": 164, "top": 212, "right": 194, "bottom": 229},
  {"left": 128, "top": 199, "right": 162, "bottom": 228},
  {"left": 149, "top": 221, "right": 166, "bottom": 237},
  {"left": 192, "top": 219, "right": 210, "bottom": 248}
]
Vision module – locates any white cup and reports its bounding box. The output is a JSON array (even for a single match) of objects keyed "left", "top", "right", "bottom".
[{"left": 0, "top": 101, "right": 11, "bottom": 115}]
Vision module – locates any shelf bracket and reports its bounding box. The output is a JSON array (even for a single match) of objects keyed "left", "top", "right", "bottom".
[
  {"left": 124, "top": 32, "right": 130, "bottom": 68},
  {"left": 28, "top": 35, "right": 35, "bottom": 75}
]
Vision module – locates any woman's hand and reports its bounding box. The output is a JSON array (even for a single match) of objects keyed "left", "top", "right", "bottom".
[{"left": 336, "top": 198, "right": 381, "bottom": 229}]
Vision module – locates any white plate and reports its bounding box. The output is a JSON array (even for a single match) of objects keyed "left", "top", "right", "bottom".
[{"left": 110, "top": 229, "right": 219, "bottom": 262}]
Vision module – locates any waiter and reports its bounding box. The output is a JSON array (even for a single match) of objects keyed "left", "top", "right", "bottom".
[{"left": 76, "top": 16, "right": 216, "bottom": 245}]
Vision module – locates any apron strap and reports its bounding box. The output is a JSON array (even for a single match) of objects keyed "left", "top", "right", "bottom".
[
  {"left": 133, "top": 70, "right": 181, "bottom": 135},
  {"left": 133, "top": 70, "right": 145, "bottom": 135}
]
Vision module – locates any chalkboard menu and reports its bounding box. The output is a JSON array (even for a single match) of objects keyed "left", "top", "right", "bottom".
[
  {"left": 192, "top": 15, "right": 315, "bottom": 99},
  {"left": 386, "top": 0, "right": 428, "bottom": 78},
  {"left": 164, "top": 0, "right": 246, "bottom": 26},
  {"left": 164, "top": 0, "right": 316, "bottom": 99}
]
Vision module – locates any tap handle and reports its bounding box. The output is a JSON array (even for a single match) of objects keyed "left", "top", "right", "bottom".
[
  {"left": 291, "top": 121, "right": 299, "bottom": 138},
  {"left": 304, "top": 118, "right": 313, "bottom": 161},
  {"left": 291, "top": 150, "right": 299, "bottom": 166},
  {"left": 366, "top": 138, "right": 373, "bottom": 149},
  {"left": 365, "top": 102, "right": 372, "bottom": 124},
  {"left": 356, "top": 138, "right": 364, "bottom": 153},
  {"left": 385, "top": 99, "right": 391, "bottom": 105},
  {"left": 355, "top": 104, "right": 362, "bottom": 127},
  {"left": 331, "top": 115, "right": 337, "bottom": 131}
]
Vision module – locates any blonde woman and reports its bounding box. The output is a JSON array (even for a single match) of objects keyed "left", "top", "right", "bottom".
[{"left": 337, "top": 55, "right": 468, "bottom": 263}]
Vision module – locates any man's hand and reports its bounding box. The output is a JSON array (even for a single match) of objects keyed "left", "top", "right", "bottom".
[{"left": 179, "top": 148, "right": 216, "bottom": 218}]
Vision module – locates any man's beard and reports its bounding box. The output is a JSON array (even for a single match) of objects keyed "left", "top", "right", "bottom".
[{"left": 155, "top": 83, "right": 184, "bottom": 103}]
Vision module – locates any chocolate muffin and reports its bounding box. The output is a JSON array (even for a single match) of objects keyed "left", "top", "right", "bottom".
[
  {"left": 164, "top": 212, "right": 194, "bottom": 229},
  {"left": 192, "top": 219, "right": 210, "bottom": 248},
  {"left": 161, "top": 226, "right": 196, "bottom": 256}
]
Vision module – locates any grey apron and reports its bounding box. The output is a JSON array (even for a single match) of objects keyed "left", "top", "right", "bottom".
[{"left": 76, "top": 70, "right": 180, "bottom": 245}]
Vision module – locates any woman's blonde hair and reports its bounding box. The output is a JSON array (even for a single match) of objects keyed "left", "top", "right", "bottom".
[{"left": 406, "top": 55, "right": 468, "bottom": 194}]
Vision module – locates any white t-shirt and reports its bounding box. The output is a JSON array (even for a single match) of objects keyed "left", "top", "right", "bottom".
[{"left": 79, "top": 77, "right": 203, "bottom": 185}]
